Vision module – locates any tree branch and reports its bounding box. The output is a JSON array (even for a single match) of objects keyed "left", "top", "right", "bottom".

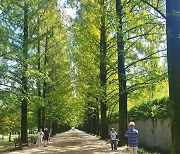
[
  {"left": 141, "top": 0, "right": 166, "bottom": 19},
  {"left": 126, "top": 49, "right": 166, "bottom": 69}
]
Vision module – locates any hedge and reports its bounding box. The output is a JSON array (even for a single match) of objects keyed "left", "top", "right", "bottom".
[
  {"left": 109, "top": 97, "right": 170, "bottom": 123},
  {"left": 128, "top": 97, "right": 170, "bottom": 121}
]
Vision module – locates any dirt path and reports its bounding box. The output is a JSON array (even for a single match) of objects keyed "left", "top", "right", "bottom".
[{"left": 4, "top": 129, "right": 129, "bottom": 154}]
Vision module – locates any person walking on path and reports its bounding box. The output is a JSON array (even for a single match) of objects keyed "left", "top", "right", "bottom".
[
  {"left": 36, "top": 129, "right": 44, "bottom": 147},
  {"left": 49, "top": 129, "right": 52, "bottom": 141},
  {"left": 109, "top": 127, "right": 118, "bottom": 151},
  {"left": 43, "top": 128, "right": 49, "bottom": 147},
  {"left": 125, "top": 122, "right": 139, "bottom": 154}
]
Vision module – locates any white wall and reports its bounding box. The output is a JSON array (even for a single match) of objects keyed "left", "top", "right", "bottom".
[
  {"left": 135, "top": 118, "right": 171, "bottom": 152},
  {"left": 109, "top": 118, "right": 171, "bottom": 152}
]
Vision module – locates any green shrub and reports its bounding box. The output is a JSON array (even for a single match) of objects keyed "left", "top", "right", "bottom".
[
  {"left": 138, "top": 148, "right": 160, "bottom": 154},
  {"left": 128, "top": 97, "right": 170, "bottom": 121}
]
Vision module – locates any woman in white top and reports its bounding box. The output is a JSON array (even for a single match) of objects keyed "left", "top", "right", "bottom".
[{"left": 37, "top": 129, "right": 44, "bottom": 147}]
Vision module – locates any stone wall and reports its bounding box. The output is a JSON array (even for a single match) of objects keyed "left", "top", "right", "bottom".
[{"left": 109, "top": 118, "right": 171, "bottom": 153}]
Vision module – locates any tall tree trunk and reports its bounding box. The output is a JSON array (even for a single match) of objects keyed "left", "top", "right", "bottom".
[
  {"left": 166, "top": 1, "right": 180, "bottom": 153},
  {"left": 87, "top": 105, "right": 91, "bottom": 133},
  {"left": 94, "top": 99, "right": 100, "bottom": 135},
  {"left": 92, "top": 103, "right": 99, "bottom": 135},
  {"left": 37, "top": 107, "right": 42, "bottom": 131},
  {"left": 85, "top": 95, "right": 99, "bottom": 135},
  {"left": 96, "top": 103, "right": 100, "bottom": 135},
  {"left": 9, "top": 132, "right": 11, "bottom": 142},
  {"left": 42, "top": 35, "right": 48, "bottom": 129},
  {"left": 116, "top": 0, "right": 127, "bottom": 146},
  {"left": 21, "top": 1, "right": 28, "bottom": 143},
  {"left": 37, "top": 14, "right": 42, "bottom": 131},
  {"left": 100, "top": 0, "right": 108, "bottom": 139},
  {"left": 42, "top": 83, "right": 46, "bottom": 129},
  {"left": 52, "top": 121, "right": 57, "bottom": 135},
  {"left": 2, "top": 133, "right": 4, "bottom": 140}
]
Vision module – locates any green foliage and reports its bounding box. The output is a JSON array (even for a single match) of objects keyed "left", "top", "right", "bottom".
[
  {"left": 0, "top": 92, "right": 20, "bottom": 134},
  {"left": 67, "top": 0, "right": 167, "bottom": 128},
  {"left": 128, "top": 97, "right": 170, "bottom": 121},
  {"left": 0, "top": 140, "right": 14, "bottom": 153},
  {"left": 0, "top": 0, "right": 75, "bottom": 133},
  {"left": 138, "top": 148, "right": 160, "bottom": 154},
  {"left": 0, "top": 0, "right": 168, "bottom": 138}
]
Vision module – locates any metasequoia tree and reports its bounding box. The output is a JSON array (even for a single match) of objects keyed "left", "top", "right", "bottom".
[{"left": 166, "top": 0, "right": 180, "bottom": 153}]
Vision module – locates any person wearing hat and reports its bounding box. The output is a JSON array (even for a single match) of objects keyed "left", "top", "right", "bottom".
[{"left": 125, "top": 122, "right": 139, "bottom": 154}]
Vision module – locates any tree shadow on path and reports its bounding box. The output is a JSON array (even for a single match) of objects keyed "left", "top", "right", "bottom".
[{"left": 4, "top": 129, "right": 129, "bottom": 154}]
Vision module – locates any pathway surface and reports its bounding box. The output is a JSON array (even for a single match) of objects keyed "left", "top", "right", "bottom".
[{"left": 4, "top": 129, "right": 129, "bottom": 154}]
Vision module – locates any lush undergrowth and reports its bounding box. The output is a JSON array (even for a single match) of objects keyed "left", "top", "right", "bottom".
[
  {"left": 109, "top": 97, "right": 170, "bottom": 124},
  {"left": 138, "top": 148, "right": 160, "bottom": 154},
  {"left": 128, "top": 97, "right": 170, "bottom": 121}
]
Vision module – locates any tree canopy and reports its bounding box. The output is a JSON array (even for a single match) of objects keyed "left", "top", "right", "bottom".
[{"left": 1, "top": 0, "right": 179, "bottom": 153}]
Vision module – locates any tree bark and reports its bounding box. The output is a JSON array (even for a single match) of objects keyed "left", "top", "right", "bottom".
[
  {"left": 37, "top": 14, "right": 42, "bottom": 131},
  {"left": 42, "top": 34, "right": 48, "bottom": 129},
  {"left": 9, "top": 132, "right": 11, "bottom": 142},
  {"left": 116, "top": 0, "right": 127, "bottom": 146},
  {"left": 21, "top": 1, "right": 28, "bottom": 143},
  {"left": 166, "top": 1, "right": 180, "bottom": 153},
  {"left": 52, "top": 122, "right": 57, "bottom": 135},
  {"left": 93, "top": 104, "right": 99, "bottom": 135},
  {"left": 100, "top": 0, "right": 108, "bottom": 139},
  {"left": 85, "top": 95, "right": 99, "bottom": 135},
  {"left": 2, "top": 133, "right": 4, "bottom": 140}
]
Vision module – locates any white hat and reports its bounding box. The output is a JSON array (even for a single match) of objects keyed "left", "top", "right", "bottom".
[{"left": 129, "top": 122, "right": 135, "bottom": 126}]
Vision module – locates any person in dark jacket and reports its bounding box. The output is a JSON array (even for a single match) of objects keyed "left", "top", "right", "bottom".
[{"left": 43, "top": 128, "right": 49, "bottom": 147}]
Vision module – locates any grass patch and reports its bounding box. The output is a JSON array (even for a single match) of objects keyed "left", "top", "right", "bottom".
[
  {"left": 0, "top": 141, "right": 14, "bottom": 153},
  {"left": 138, "top": 148, "right": 161, "bottom": 154},
  {"left": 0, "top": 134, "right": 37, "bottom": 153},
  {"left": 121, "top": 146, "right": 161, "bottom": 154}
]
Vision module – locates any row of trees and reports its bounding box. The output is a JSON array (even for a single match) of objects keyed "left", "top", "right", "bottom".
[
  {"left": 64, "top": 0, "right": 180, "bottom": 153},
  {"left": 0, "top": 0, "right": 75, "bottom": 143},
  {"left": 0, "top": 0, "right": 179, "bottom": 153},
  {"left": 65, "top": 0, "right": 167, "bottom": 144}
]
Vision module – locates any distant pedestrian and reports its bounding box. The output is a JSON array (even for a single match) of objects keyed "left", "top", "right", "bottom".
[
  {"left": 49, "top": 129, "right": 52, "bottom": 140},
  {"left": 125, "top": 122, "right": 139, "bottom": 154},
  {"left": 37, "top": 129, "right": 44, "bottom": 147},
  {"left": 109, "top": 127, "right": 118, "bottom": 151},
  {"left": 43, "top": 128, "right": 49, "bottom": 147}
]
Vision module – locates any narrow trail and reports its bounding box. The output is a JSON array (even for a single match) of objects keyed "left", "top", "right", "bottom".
[{"left": 5, "top": 129, "right": 129, "bottom": 154}]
